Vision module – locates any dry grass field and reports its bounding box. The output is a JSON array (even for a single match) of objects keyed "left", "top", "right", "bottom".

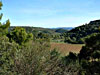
[{"left": 51, "top": 43, "right": 83, "bottom": 55}]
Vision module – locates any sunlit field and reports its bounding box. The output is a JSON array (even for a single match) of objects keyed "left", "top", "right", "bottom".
[{"left": 51, "top": 43, "right": 83, "bottom": 55}]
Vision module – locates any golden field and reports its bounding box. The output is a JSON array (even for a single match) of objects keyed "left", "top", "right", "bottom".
[{"left": 51, "top": 43, "right": 83, "bottom": 55}]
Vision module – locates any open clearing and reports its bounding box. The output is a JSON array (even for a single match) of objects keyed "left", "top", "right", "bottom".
[{"left": 51, "top": 43, "right": 83, "bottom": 55}]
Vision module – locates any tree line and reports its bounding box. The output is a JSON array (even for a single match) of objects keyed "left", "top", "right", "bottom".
[{"left": 64, "top": 21, "right": 100, "bottom": 44}]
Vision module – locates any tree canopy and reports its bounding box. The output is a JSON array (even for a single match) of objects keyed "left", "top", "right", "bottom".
[{"left": 0, "top": 2, "right": 10, "bottom": 36}]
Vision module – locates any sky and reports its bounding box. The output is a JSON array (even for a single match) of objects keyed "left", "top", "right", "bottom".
[{"left": 1, "top": 0, "right": 100, "bottom": 28}]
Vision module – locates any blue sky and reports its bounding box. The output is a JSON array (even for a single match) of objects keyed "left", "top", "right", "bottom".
[{"left": 1, "top": 0, "right": 100, "bottom": 28}]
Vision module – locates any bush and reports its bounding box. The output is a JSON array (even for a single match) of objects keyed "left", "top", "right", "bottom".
[{"left": 0, "top": 36, "right": 18, "bottom": 75}]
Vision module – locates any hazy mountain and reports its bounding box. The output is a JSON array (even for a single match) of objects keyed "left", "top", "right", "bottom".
[{"left": 49, "top": 27, "right": 74, "bottom": 30}]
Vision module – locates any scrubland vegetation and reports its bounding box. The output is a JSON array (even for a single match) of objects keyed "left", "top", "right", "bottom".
[{"left": 0, "top": 2, "right": 100, "bottom": 75}]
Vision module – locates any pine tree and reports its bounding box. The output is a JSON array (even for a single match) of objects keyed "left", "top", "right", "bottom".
[{"left": 0, "top": 1, "right": 10, "bottom": 36}]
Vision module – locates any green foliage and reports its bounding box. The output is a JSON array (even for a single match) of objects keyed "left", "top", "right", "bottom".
[
  {"left": 13, "top": 40, "right": 51, "bottom": 75},
  {"left": 78, "top": 33, "right": 100, "bottom": 75},
  {"left": 7, "top": 27, "right": 33, "bottom": 45},
  {"left": 37, "top": 32, "right": 48, "bottom": 39},
  {"left": 1, "top": 1, "right": 100, "bottom": 75},
  {"left": 92, "top": 50, "right": 100, "bottom": 60},
  {"left": 0, "top": 19, "right": 10, "bottom": 36},
  {"left": 79, "top": 61, "right": 100, "bottom": 75},
  {"left": 80, "top": 60, "right": 89, "bottom": 69},
  {"left": 68, "top": 52, "right": 78, "bottom": 60},
  {"left": 0, "top": 13, "right": 3, "bottom": 20},
  {"left": 0, "top": 1, "right": 10, "bottom": 36},
  {"left": 9, "top": 26, "right": 66, "bottom": 43},
  {"left": 62, "top": 52, "right": 78, "bottom": 66},
  {"left": 55, "top": 28, "right": 68, "bottom": 33},
  {"left": 0, "top": 36, "right": 18, "bottom": 75},
  {"left": 64, "top": 20, "right": 100, "bottom": 44},
  {"left": 50, "top": 49, "right": 61, "bottom": 61},
  {"left": 0, "top": 36, "right": 51, "bottom": 75},
  {"left": 79, "top": 33, "right": 100, "bottom": 61}
]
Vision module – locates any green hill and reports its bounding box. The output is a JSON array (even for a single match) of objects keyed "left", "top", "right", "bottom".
[
  {"left": 64, "top": 20, "right": 100, "bottom": 44},
  {"left": 9, "top": 26, "right": 69, "bottom": 34},
  {"left": 9, "top": 26, "right": 68, "bottom": 42}
]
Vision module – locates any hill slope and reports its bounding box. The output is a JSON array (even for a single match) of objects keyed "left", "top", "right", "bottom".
[
  {"left": 9, "top": 26, "right": 68, "bottom": 42},
  {"left": 64, "top": 20, "right": 100, "bottom": 44},
  {"left": 9, "top": 26, "right": 69, "bottom": 34}
]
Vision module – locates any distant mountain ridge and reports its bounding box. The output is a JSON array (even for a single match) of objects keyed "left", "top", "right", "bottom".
[
  {"left": 50, "top": 27, "right": 73, "bottom": 30},
  {"left": 9, "top": 26, "right": 70, "bottom": 34}
]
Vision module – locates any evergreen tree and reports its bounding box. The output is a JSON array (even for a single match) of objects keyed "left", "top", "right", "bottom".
[
  {"left": 0, "top": 2, "right": 10, "bottom": 36},
  {"left": 7, "top": 27, "right": 33, "bottom": 45},
  {"left": 79, "top": 33, "right": 100, "bottom": 61}
]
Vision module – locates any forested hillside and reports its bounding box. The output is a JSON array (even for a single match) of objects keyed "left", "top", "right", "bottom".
[
  {"left": 9, "top": 26, "right": 68, "bottom": 34},
  {"left": 9, "top": 26, "right": 68, "bottom": 43},
  {"left": 9, "top": 19, "right": 100, "bottom": 44},
  {"left": 64, "top": 20, "right": 100, "bottom": 44},
  {"left": 0, "top": 1, "right": 100, "bottom": 75}
]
